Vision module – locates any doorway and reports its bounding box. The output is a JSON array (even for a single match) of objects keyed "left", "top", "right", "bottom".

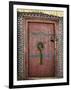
[{"left": 25, "top": 19, "right": 57, "bottom": 79}]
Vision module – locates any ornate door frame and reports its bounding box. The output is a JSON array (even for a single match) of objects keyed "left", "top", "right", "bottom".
[{"left": 17, "top": 12, "right": 63, "bottom": 80}]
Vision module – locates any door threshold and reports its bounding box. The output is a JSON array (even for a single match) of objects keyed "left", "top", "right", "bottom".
[{"left": 28, "top": 77, "right": 57, "bottom": 80}]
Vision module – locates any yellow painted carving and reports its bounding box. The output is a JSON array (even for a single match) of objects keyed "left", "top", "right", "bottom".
[{"left": 17, "top": 9, "right": 63, "bottom": 17}]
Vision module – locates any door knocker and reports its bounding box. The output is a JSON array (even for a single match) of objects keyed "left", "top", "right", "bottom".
[{"left": 37, "top": 42, "right": 44, "bottom": 65}]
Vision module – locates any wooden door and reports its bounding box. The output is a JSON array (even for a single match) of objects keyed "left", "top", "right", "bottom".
[{"left": 26, "top": 21, "right": 55, "bottom": 78}]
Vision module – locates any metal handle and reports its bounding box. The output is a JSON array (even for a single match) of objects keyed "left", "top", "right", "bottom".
[{"left": 37, "top": 42, "right": 44, "bottom": 65}]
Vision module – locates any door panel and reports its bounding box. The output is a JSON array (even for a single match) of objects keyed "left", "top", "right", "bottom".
[{"left": 28, "top": 22, "right": 55, "bottom": 77}]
